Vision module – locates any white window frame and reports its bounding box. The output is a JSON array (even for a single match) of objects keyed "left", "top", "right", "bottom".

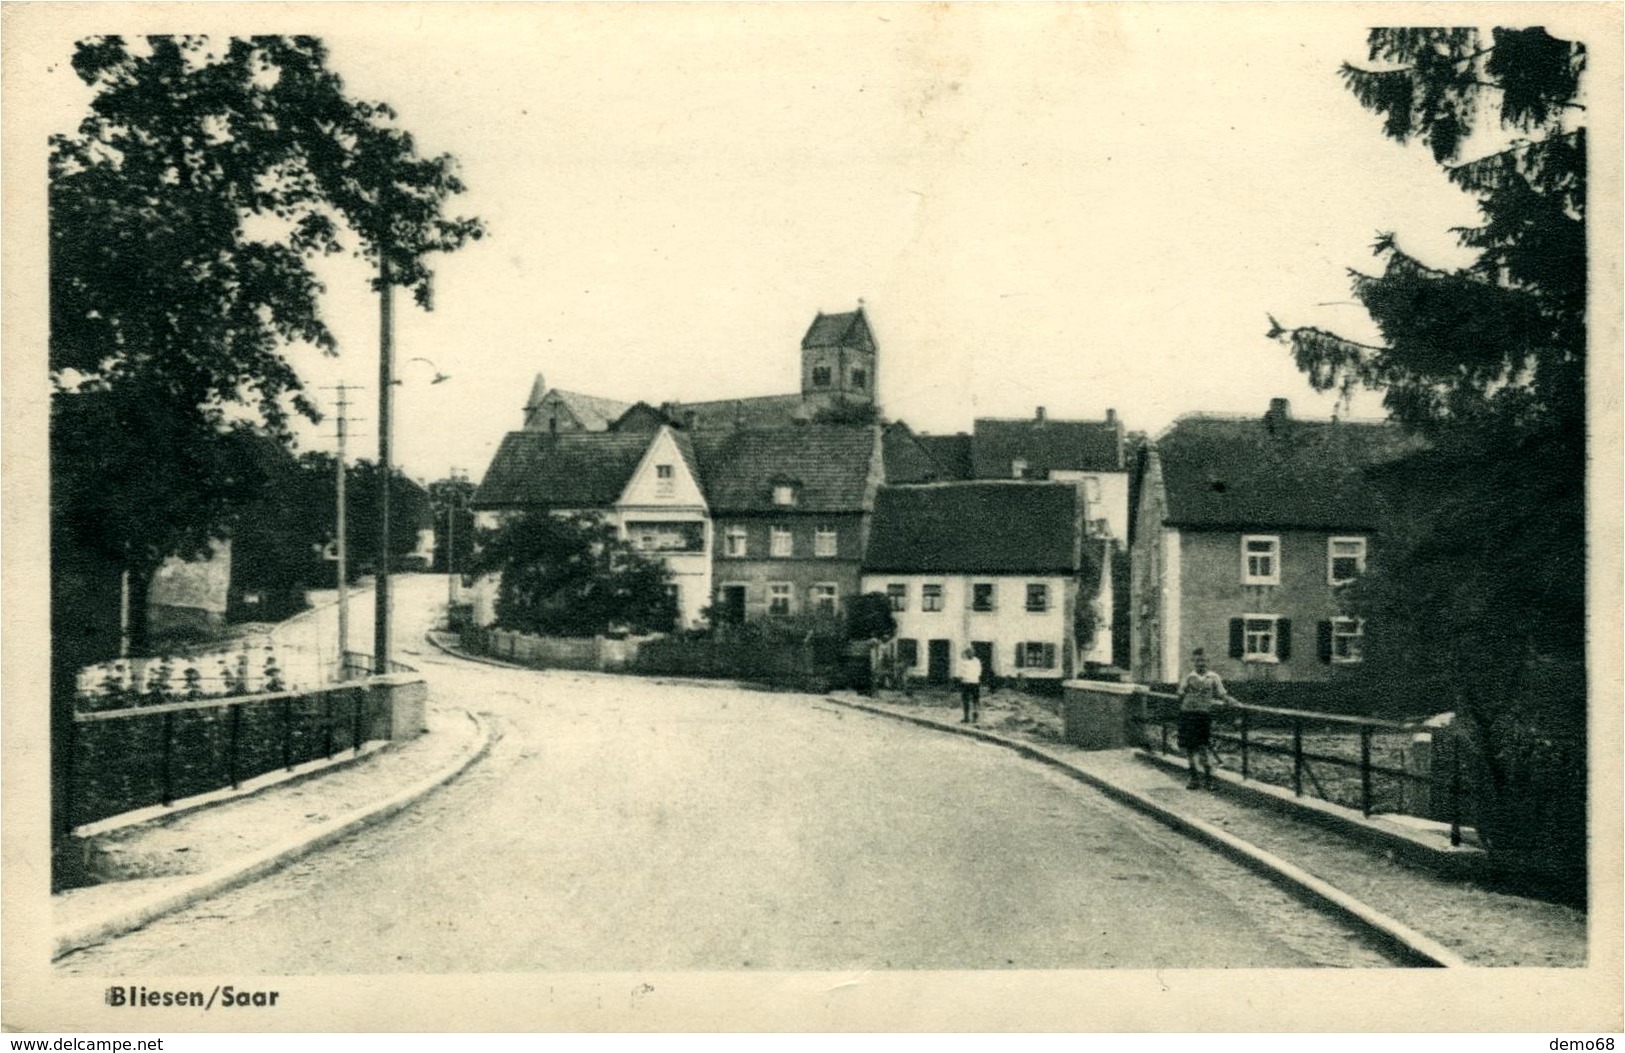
[
  {"left": 814, "top": 526, "right": 838, "bottom": 558},
  {"left": 1243, "top": 613, "right": 1281, "bottom": 663},
  {"left": 1332, "top": 616, "right": 1365, "bottom": 664},
  {"left": 770, "top": 526, "right": 793, "bottom": 558},
  {"left": 725, "top": 526, "right": 748, "bottom": 558},
  {"left": 886, "top": 583, "right": 908, "bottom": 612},
  {"left": 773, "top": 484, "right": 797, "bottom": 507},
  {"left": 1011, "top": 458, "right": 1028, "bottom": 480},
  {"left": 1025, "top": 583, "right": 1049, "bottom": 612},
  {"left": 921, "top": 583, "right": 944, "bottom": 613},
  {"left": 809, "top": 582, "right": 839, "bottom": 615},
  {"left": 1018, "top": 641, "right": 1056, "bottom": 669},
  {"left": 1328, "top": 536, "right": 1367, "bottom": 586},
  {"left": 767, "top": 582, "right": 793, "bottom": 617},
  {"left": 1242, "top": 535, "right": 1280, "bottom": 585},
  {"left": 971, "top": 582, "right": 997, "bottom": 612}
]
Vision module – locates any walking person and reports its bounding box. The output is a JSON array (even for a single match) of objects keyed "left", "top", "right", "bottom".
[
  {"left": 957, "top": 646, "right": 983, "bottom": 724},
  {"left": 1178, "top": 647, "right": 1233, "bottom": 789}
]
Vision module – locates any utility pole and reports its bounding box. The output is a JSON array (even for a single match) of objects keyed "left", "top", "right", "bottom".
[
  {"left": 446, "top": 467, "right": 464, "bottom": 611},
  {"left": 375, "top": 258, "right": 394, "bottom": 675},
  {"left": 335, "top": 383, "right": 351, "bottom": 672}
]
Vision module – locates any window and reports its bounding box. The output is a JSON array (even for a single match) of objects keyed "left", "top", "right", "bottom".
[
  {"left": 809, "top": 583, "right": 838, "bottom": 614},
  {"left": 1011, "top": 458, "right": 1028, "bottom": 479},
  {"left": 1328, "top": 537, "right": 1367, "bottom": 585},
  {"left": 971, "top": 583, "right": 996, "bottom": 612},
  {"left": 811, "top": 365, "right": 832, "bottom": 388},
  {"left": 773, "top": 484, "right": 797, "bottom": 507},
  {"left": 814, "top": 527, "right": 838, "bottom": 558},
  {"left": 1330, "top": 617, "right": 1364, "bottom": 663},
  {"left": 1230, "top": 614, "right": 1291, "bottom": 663},
  {"left": 887, "top": 583, "right": 908, "bottom": 612},
  {"left": 770, "top": 526, "right": 793, "bottom": 558},
  {"left": 625, "top": 521, "right": 704, "bottom": 552},
  {"left": 1014, "top": 642, "right": 1057, "bottom": 669},
  {"left": 897, "top": 638, "right": 919, "bottom": 668},
  {"left": 851, "top": 368, "right": 867, "bottom": 390},
  {"left": 921, "top": 584, "right": 944, "bottom": 612},
  {"left": 725, "top": 526, "right": 748, "bottom": 558},
  {"left": 655, "top": 463, "right": 674, "bottom": 497},
  {"left": 1242, "top": 535, "right": 1280, "bottom": 585},
  {"left": 768, "top": 583, "right": 792, "bottom": 616},
  {"left": 1025, "top": 583, "right": 1049, "bottom": 612}
]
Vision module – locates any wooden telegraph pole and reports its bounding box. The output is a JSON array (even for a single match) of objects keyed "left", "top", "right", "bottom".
[{"left": 375, "top": 259, "right": 394, "bottom": 674}]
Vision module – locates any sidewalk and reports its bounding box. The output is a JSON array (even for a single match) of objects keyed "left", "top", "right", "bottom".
[
  {"left": 829, "top": 690, "right": 1587, "bottom": 968},
  {"left": 53, "top": 685, "right": 491, "bottom": 961}
]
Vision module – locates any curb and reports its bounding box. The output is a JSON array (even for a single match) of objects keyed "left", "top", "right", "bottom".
[
  {"left": 824, "top": 693, "right": 1468, "bottom": 969},
  {"left": 53, "top": 709, "right": 495, "bottom": 961}
]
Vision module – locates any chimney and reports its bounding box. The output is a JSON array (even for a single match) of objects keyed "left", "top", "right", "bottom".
[
  {"left": 1105, "top": 408, "right": 1116, "bottom": 425},
  {"left": 1035, "top": 406, "right": 1047, "bottom": 423}
]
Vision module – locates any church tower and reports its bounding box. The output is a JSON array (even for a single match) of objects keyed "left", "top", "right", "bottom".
[{"left": 800, "top": 305, "right": 877, "bottom": 407}]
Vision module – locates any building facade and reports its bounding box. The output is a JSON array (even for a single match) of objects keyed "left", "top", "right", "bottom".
[
  {"left": 861, "top": 482, "right": 1089, "bottom": 684},
  {"left": 1130, "top": 399, "right": 1417, "bottom": 685}
]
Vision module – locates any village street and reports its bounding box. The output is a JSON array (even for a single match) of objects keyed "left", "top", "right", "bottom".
[{"left": 60, "top": 575, "right": 1396, "bottom": 972}]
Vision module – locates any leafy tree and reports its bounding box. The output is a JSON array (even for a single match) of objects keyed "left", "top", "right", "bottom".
[
  {"left": 844, "top": 592, "right": 897, "bottom": 641},
  {"left": 50, "top": 35, "right": 482, "bottom": 887},
  {"left": 427, "top": 474, "right": 478, "bottom": 574},
  {"left": 473, "top": 513, "right": 677, "bottom": 637},
  {"left": 1270, "top": 27, "right": 1586, "bottom": 874}
]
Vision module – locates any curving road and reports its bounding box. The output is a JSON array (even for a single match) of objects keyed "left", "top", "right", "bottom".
[{"left": 60, "top": 575, "right": 1395, "bottom": 972}]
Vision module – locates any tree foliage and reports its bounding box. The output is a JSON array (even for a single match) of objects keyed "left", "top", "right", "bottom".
[
  {"left": 50, "top": 35, "right": 483, "bottom": 655},
  {"left": 473, "top": 513, "right": 677, "bottom": 638},
  {"left": 1273, "top": 27, "right": 1587, "bottom": 874}
]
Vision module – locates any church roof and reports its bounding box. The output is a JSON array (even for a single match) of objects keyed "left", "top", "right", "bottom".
[{"left": 801, "top": 307, "right": 875, "bottom": 352}]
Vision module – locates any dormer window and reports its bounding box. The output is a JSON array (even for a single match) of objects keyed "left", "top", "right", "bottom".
[
  {"left": 773, "top": 484, "right": 798, "bottom": 507},
  {"left": 1011, "top": 458, "right": 1028, "bottom": 479}
]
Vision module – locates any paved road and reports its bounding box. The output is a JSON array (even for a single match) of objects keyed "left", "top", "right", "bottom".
[{"left": 62, "top": 576, "right": 1394, "bottom": 971}]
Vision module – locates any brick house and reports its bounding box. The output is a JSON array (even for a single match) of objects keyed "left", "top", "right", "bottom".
[
  {"left": 1129, "top": 398, "right": 1418, "bottom": 685},
  {"left": 470, "top": 424, "right": 713, "bottom": 628},
  {"left": 694, "top": 426, "right": 884, "bottom": 623},
  {"left": 861, "top": 481, "right": 1101, "bottom": 685}
]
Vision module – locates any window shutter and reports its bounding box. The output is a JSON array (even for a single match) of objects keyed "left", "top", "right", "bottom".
[
  {"left": 1228, "top": 618, "right": 1244, "bottom": 659},
  {"left": 1278, "top": 619, "right": 1292, "bottom": 661},
  {"left": 1014, "top": 644, "right": 1025, "bottom": 668},
  {"left": 1317, "top": 621, "right": 1333, "bottom": 663}
]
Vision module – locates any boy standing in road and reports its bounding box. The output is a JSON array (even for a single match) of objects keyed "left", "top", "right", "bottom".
[
  {"left": 957, "top": 647, "right": 983, "bottom": 724},
  {"left": 1178, "top": 648, "right": 1233, "bottom": 789}
]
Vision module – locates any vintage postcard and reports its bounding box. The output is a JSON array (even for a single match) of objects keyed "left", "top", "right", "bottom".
[{"left": 4, "top": 1, "right": 1621, "bottom": 1035}]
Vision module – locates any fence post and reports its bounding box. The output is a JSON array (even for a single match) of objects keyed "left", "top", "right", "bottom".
[
  {"left": 1292, "top": 719, "right": 1303, "bottom": 797},
  {"left": 352, "top": 686, "right": 364, "bottom": 754},
  {"left": 1360, "top": 724, "right": 1373, "bottom": 817},
  {"left": 1449, "top": 742, "right": 1463, "bottom": 847},
  {"left": 1240, "top": 708, "right": 1250, "bottom": 780},
  {"left": 160, "top": 709, "right": 176, "bottom": 807},
  {"left": 282, "top": 695, "right": 294, "bottom": 772},
  {"left": 324, "top": 691, "right": 335, "bottom": 760},
  {"left": 228, "top": 703, "right": 242, "bottom": 790}
]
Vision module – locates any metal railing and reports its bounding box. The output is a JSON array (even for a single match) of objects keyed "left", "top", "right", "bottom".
[
  {"left": 340, "top": 651, "right": 416, "bottom": 680},
  {"left": 1135, "top": 691, "right": 1465, "bottom": 846},
  {"left": 68, "top": 681, "right": 379, "bottom": 829}
]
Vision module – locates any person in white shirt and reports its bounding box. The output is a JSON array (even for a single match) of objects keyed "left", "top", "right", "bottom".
[
  {"left": 1177, "top": 648, "right": 1233, "bottom": 789},
  {"left": 957, "top": 647, "right": 983, "bottom": 724}
]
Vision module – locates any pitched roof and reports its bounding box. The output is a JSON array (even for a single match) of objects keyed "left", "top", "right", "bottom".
[
  {"left": 472, "top": 431, "right": 654, "bottom": 509},
  {"left": 881, "top": 424, "right": 948, "bottom": 484},
  {"left": 663, "top": 393, "right": 818, "bottom": 431},
  {"left": 692, "top": 426, "right": 878, "bottom": 513},
  {"left": 971, "top": 416, "right": 1123, "bottom": 477},
  {"left": 610, "top": 402, "right": 680, "bottom": 432},
  {"left": 547, "top": 389, "right": 633, "bottom": 431},
  {"left": 1155, "top": 414, "right": 1421, "bottom": 530},
  {"left": 911, "top": 433, "right": 974, "bottom": 480},
  {"left": 864, "top": 482, "right": 1082, "bottom": 575},
  {"left": 801, "top": 307, "right": 875, "bottom": 351}
]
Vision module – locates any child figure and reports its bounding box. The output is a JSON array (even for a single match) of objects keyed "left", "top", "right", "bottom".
[{"left": 1177, "top": 647, "right": 1233, "bottom": 789}]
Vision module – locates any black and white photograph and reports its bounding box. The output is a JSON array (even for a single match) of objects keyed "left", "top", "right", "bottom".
[{"left": 3, "top": 1, "right": 1620, "bottom": 1035}]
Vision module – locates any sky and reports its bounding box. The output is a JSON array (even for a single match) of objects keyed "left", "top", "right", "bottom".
[{"left": 36, "top": 6, "right": 1529, "bottom": 483}]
